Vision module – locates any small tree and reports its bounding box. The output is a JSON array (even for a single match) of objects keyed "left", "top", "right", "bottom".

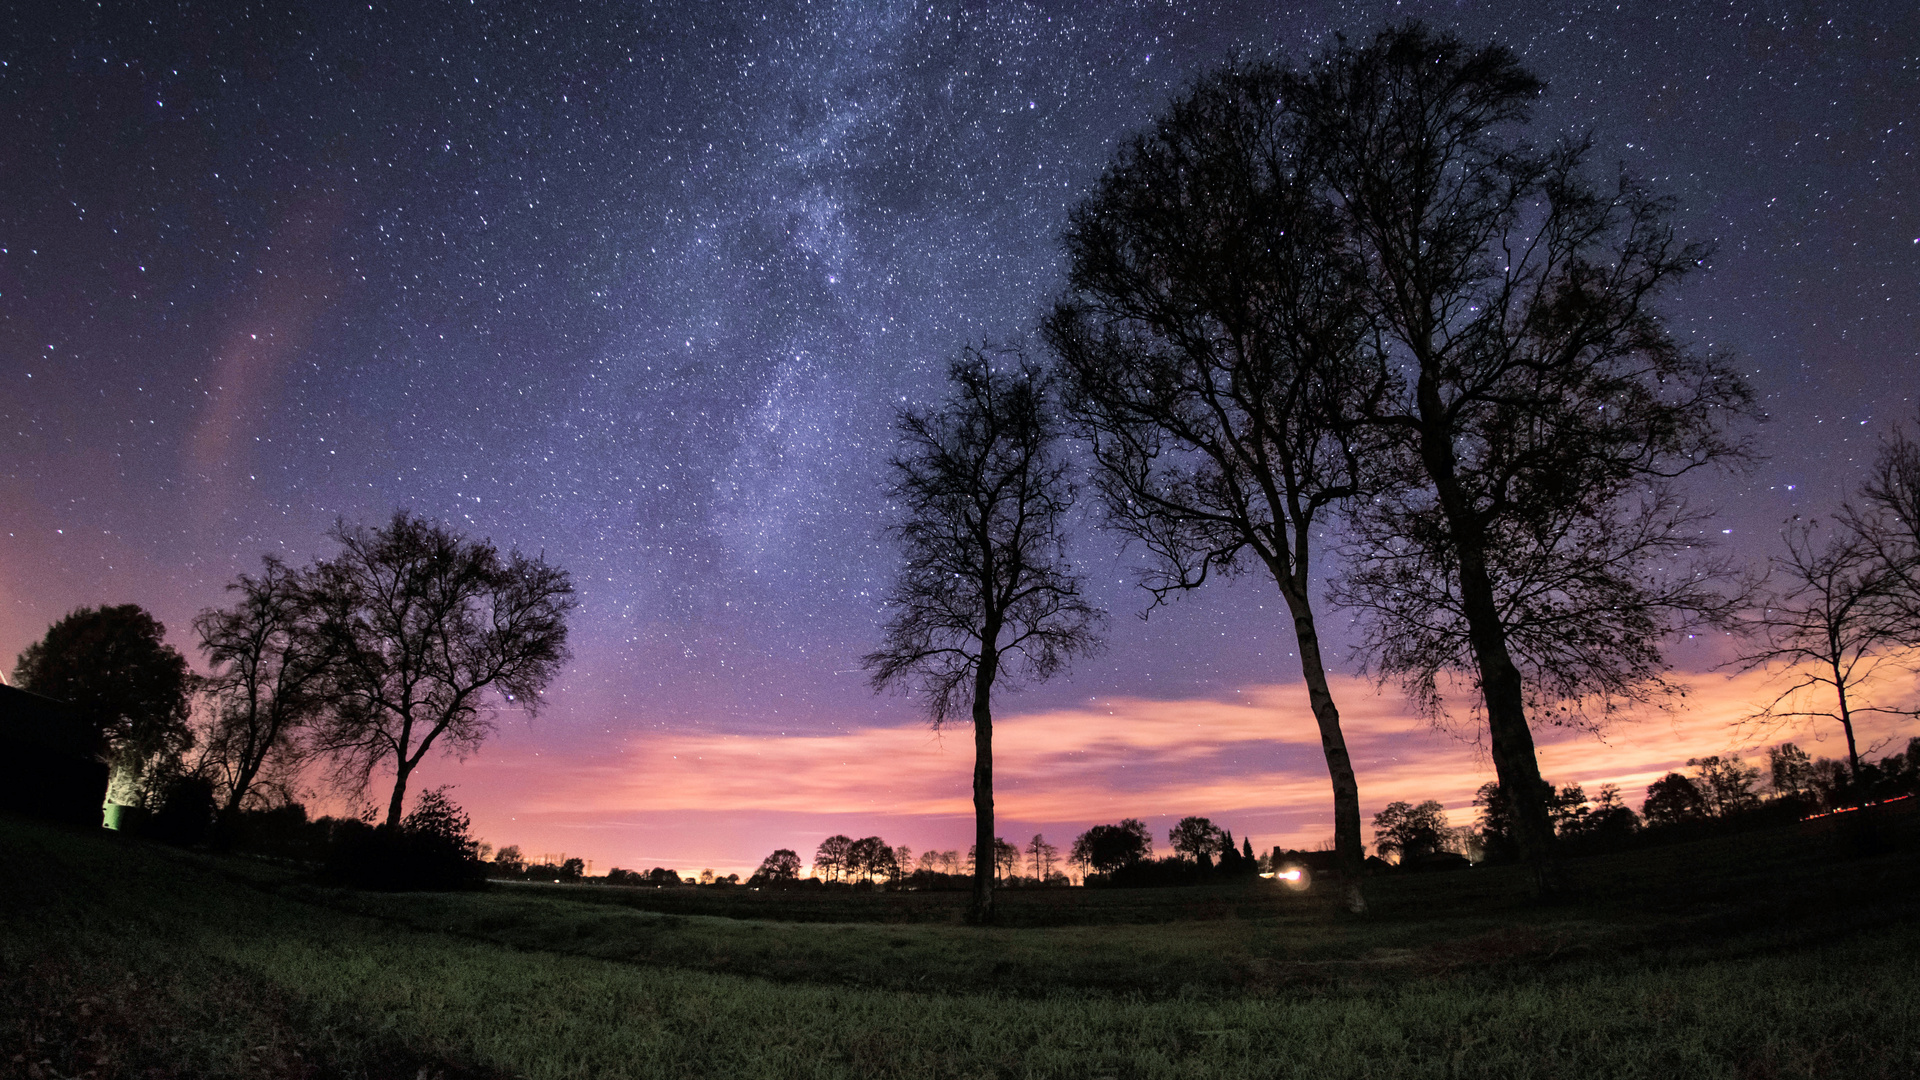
[
  {"left": 1769, "top": 743, "right": 1815, "bottom": 798},
  {"left": 1642, "top": 773, "right": 1708, "bottom": 827},
  {"left": 864, "top": 350, "right": 1104, "bottom": 924},
  {"left": 1735, "top": 520, "right": 1907, "bottom": 777},
  {"left": 1070, "top": 819, "right": 1154, "bottom": 876},
  {"left": 194, "top": 556, "right": 327, "bottom": 820},
  {"left": 1371, "top": 800, "right": 1450, "bottom": 862},
  {"left": 755, "top": 848, "right": 802, "bottom": 884},
  {"left": 814, "top": 834, "right": 852, "bottom": 882},
  {"left": 1168, "top": 816, "right": 1225, "bottom": 866},
  {"left": 1024, "top": 834, "right": 1058, "bottom": 881},
  {"left": 13, "top": 604, "right": 195, "bottom": 800},
  {"left": 1688, "top": 755, "right": 1762, "bottom": 817},
  {"left": 307, "top": 511, "right": 574, "bottom": 827}
]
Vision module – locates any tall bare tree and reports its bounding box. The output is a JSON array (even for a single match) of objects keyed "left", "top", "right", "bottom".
[
  {"left": 1047, "top": 60, "right": 1387, "bottom": 912},
  {"left": 1295, "top": 25, "right": 1754, "bottom": 886},
  {"left": 308, "top": 511, "right": 575, "bottom": 827},
  {"left": 193, "top": 555, "right": 327, "bottom": 819},
  {"left": 864, "top": 349, "right": 1103, "bottom": 923}
]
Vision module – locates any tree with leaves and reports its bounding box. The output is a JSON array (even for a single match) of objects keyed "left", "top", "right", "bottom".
[
  {"left": 1070, "top": 819, "right": 1154, "bottom": 876},
  {"left": 13, "top": 604, "right": 194, "bottom": 800},
  {"left": 1048, "top": 59, "right": 1384, "bottom": 914},
  {"left": 864, "top": 349, "right": 1104, "bottom": 923},
  {"left": 755, "top": 848, "right": 801, "bottom": 884},
  {"left": 1168, "top": 816, "right": 1225, "bottom": 867},
  {"left": 1296, "top": 25, "right": 1754, "bottom": 888},
  {"left": 194, "top": 555, "right": 328, "bottom": 820},
  {"left": 1371, "top": 800, "right": 1451, "bottom": 863},
  {"left": 306, "top": 511, "right": 574, "bottom": 828},
  {"left": 1642, "top": 773, "right": 1708, "bottom": 827},
  {"left": 813, "top": 834, "right": 852, "bottom": 882}
]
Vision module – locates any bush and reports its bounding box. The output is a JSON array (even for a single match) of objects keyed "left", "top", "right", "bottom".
[
  {"left": 137, "top": 774, "right": 215, "bottom": 847},
  {"left": 322, "top": 788, "right": 486, "bottom": 891}
]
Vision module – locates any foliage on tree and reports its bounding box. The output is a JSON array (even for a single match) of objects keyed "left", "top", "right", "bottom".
[
  {"left": 1769, "top": 743, "right": 1814, "bottom": 797},
  {"left": 1297, "top": 26, "right": 1755, "bottom": 889},
  {"left": 306, "top": 511, "right": 574, "bottom": 827},
  {"left": 1070, "top": 818, "right": 1154, "bottom": 875},
  {"left": 1687, "top": 755, "right": 1762, "bottom": 818},
  {"left": 1047, "top": 58, "right": 1382, "bottom": 915},
  {"left": 1167, "top": 816, "right": 1225, "bottom": 866},
  {"left": 1371, "top": 800, "right": 1451, "bottom": 862},
  {"left": 493, "top": 844, "right": 526, "bottom": 875},
  {"left": 863, "top": 350, "right": 1103, "bottom": 924},
  {"left": 754, "top": 848, "right": 801, "bottom": 884},
  {"left": 1642, "top": 772, "right": 1708, "bottom": 828},
  {"left": 813, "top": 834, "right": 853, "bottom": 882},
  {"left": 13, "top": 604, "right": 196, "bottom": 798},
  {"left": 193, "top": 555, "right": 327, "bottom": 820},
  {"left": 847, "top": 836, "right": 898, "bottom": 883}
]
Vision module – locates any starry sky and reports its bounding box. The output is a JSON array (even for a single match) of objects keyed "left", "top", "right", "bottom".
[{"left": 3, "top": 0, "right": 1916, "bottom": 875}]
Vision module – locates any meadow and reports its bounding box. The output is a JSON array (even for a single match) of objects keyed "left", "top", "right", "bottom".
[{"left": 3, "top": 806, "right": 1918, "bottom": 1079}]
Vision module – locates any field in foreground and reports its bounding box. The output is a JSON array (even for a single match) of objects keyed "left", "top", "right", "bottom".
[{"left": 3, "top": 808, "right": 1919, "bottom": 1079}]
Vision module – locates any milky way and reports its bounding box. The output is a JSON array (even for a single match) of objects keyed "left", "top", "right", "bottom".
[{"left": 3, "top": 1, "right": 1916, "bottom": 865}]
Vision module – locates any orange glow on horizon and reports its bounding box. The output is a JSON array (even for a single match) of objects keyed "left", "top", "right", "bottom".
[{"left": 427, "top": 662, "right": 1917, "bottom": 879}]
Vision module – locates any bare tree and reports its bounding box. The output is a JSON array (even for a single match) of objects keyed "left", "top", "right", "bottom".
[
  {"left": 1735, "top": 520, "right": 1907, "bottom": 776},
  {"left": 1024, "top": 833, "right": 1058, "bottom": 881},
  {"left": 814, "top": 834, "right": 852, "bottom": 882},
  {"left": 307, "top": 511, "right": 575, "bottom": 827},
  {"left": 1047, "top": 60, "right": 1386, "bottom": 914},
  {"left": 193, "top": 555, "right": 326, "bottom": 820},
  {"left": 864, "top": 350, "right": 1103, "bottom": 923},
  {"left": 1846, "top": 418, "right": 1920, "bottom": 647},
  {"left": 1295, "top": 25, "right": 1755, "bottom": 886}
]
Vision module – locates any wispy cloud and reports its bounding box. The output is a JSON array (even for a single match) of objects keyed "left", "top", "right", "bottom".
[{"left": 438, "top": 663, "right": 1917, "bottom": 876}]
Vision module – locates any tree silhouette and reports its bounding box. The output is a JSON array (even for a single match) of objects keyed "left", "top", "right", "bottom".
[
  {"left": 1024, "top": 834, "right": 1058, "bottom": 881},
  {"left": 1371, "top": 800, "right": 1450, "bottom": 862},
  {"left": 1047, "top": 60, "right": 1384, "bottom": 914},
  {"left": 1167, "top": 816, "right": 1225, "bottom": 866},
  {"left": 193, "top": 555, "right": 327, "bottom": 820},
  {"left": 1070, "top": 819, "right": 1153, "bottom": 876},
  {"left": 1845, "top": 419, "right": 1920, "bottom": 646},
  {"left": 864, "top": 349, "right": 1104, "bottom": 924},
  {"left": 13, "top": 604, "right": 194, "bottom": 799},
  {"left": 306, "top": 511, "right": 574, "bottom": 827},
  {"left": 1642, "top": 772, "right": 1707, "bottom": 827},
  {"left": 754, "top": 848, "right": 802, "bottom": 884},
  {"left": 1737, "top": 518, "right": 1911, "bottom": 778},
  {"left": 1297, "top": 25, "right": 1754, "bottom": 888},
  {"left": 813, "top": 834, "right": 852, "bottom": 882}
]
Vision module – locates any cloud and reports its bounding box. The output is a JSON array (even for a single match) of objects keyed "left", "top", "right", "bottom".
[{"left": 436, "top": 660, "right": 1917, "bottom": 876}]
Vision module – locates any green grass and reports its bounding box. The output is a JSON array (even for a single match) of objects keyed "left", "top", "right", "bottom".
[{"left": 4, "top": 808, "right": 1919, "bottom": 1079}]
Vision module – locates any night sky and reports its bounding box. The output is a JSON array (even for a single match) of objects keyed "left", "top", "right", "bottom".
[{"left": 3, "top": 1, "right": 1915, "bottom": 874}]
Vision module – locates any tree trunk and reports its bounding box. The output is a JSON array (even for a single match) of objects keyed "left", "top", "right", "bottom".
[
  {"left": 385, "top": 759, "right": 412, "bottom": 828},
  {"left": 1278, "top": 583, "right": 1368, "bottom": 914},
  {"left": 970, "top": 644, "right": 999, "bottom": 925},
  {"left": 1833, "top": 660, "right": 1862, "bottom": 776},
  {"left": 1416, "top": 389, "right": 1558, "bottom": 893}
]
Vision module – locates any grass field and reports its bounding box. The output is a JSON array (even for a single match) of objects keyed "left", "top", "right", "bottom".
[{"left": 4, "top": 807, "right": 1919, "bottom": 1079}]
